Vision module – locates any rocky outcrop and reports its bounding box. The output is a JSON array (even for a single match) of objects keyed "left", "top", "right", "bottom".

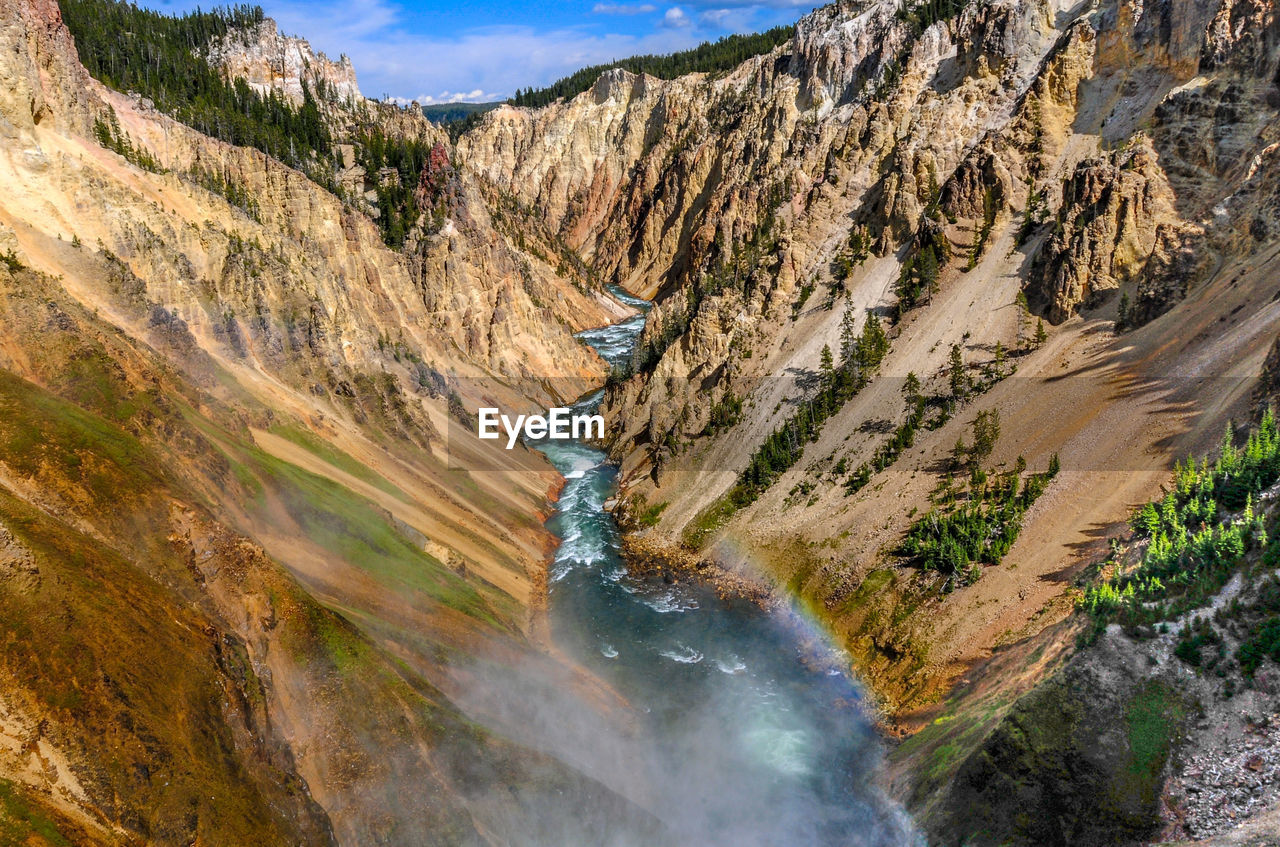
[
  {"left": 940, "top": 658, "right": 1188, "bottom": 846},
  {"left": 460, "top": 2, "right": 903, "bottom": 299},
  {"left": 206, "top": 18, "right": 362, "bottom": 106},
  {"left": 464, "top": 0, "right": 1082, "bottom": 455},
  {"left": 0, "top": 0, "right": 96, "bottom": 141},
  {"left": 1028, "top": 144, "right": 1193, "bottom": 323},
  {"left": 1127, "top": 221, "right": 1212, "bottom": 325}
]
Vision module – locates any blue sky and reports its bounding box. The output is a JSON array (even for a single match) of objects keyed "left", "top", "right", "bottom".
[{"left": 147, "top": 0, "right": 819, "bottom": 103}]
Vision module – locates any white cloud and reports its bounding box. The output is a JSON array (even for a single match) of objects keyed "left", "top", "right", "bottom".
[
  {"left": 661, "top": 6, "right": 692, "bottom": 28},
  {"left": 254, "top": 0, "right": 707, "bottom": 100},
  {"left": 679, "top": 0, "right": 811, "bottom": 6},
  {"left": 413, "top": 90, "right": 505, "bottom": 105},
  {"left": 591, "top": 2, "right": 658, "bottom": 14},
  {"left": 697, "top": 6, "right": 761, "bottom": 30},
  {"left": 387, "top": 90, "right": 505, "bottom": 105},
  {"left": 163, "top": 0, "right": 812, "bottom": 101}
]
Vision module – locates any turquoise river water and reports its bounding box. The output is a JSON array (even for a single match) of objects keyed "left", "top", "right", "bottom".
[{"left": 523, "top": 288, "right": 920, "bottom": 846}]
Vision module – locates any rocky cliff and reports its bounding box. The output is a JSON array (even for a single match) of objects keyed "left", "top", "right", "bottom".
[
  {"left": 464, "top": 0, "right": 1096, "bottom": 457},
  {"left": 0, "top": 0, "right": 648, "bottom": 842},
  {"left": 461, "top": 0, "right": 1280, "bottom": 841},
  {"left": 206, "top": 18, "right": 362, "bottom": 107},
  {"left": 463, "top": 0, "right": 1280, "bottom": 693}
]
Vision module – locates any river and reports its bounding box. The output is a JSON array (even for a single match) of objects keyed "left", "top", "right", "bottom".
[{"left": 526, "top": 288, "right": 920, "bottom": 846}]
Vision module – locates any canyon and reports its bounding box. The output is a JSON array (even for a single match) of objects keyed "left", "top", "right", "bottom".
[
  {"left": 465, "top": 0, "right": 1280, "bottom": 841},
  {"left": 0, "top": 0, "right": 1277, "bottom": 843}
]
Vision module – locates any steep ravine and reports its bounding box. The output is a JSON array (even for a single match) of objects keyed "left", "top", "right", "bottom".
[
  {"left": 521, "top": 290, "right": 922, "bottom": 845},
  {"left": 2, "top": 0, "right": 1279, "bottom": 841},
  {"left": 459, "top": 0, "right": 1280, "bottom": 842}
]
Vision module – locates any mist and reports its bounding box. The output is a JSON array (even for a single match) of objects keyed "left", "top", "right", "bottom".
[
  {"left": 433, "top": 295, "right": 923, "bottom": 845},
  {"left": 442, "top": 383, "right": 921, "bottom": 844},
  {"left": 445, "top": 603, "right": 923, "bottom": 846}
]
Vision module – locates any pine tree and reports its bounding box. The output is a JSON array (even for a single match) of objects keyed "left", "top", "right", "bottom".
[
  {"left": 1034, "top": 318, "right": 1048, "bottom": 345},
  {"left": 925, "top": 169, "right": 941, "bottom": 219},
  {"left": 1133, "top": 500, "right": 1160, "bottom": 534},
  {"left": 903, "top": 371, "right": 922, "bottom": 404},
  {"left": 848, "top": 225, "right": 870, "bottom": 262},
  {"left": 971, "top": 409, "right": 1000, "bottom": 467},
  {"left": 859, "top": 312, "right": 888, "bottom": 363},
  {"left": 919, "top": 245, "right": 940, "bottom": 299},
  {"left": 948, "top": 343, "right": 967, "bottom": 398},
  {"left": 839, "top": 307, "right": 858, "bottom": 365},
  {"left": 1015, "top": 290, "right": 1029, "bottom": 347},
  {"left": 968, "top": 187, "right": 999, "bottom": 269}
]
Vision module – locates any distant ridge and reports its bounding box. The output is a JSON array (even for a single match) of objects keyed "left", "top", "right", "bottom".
[
  {"left": 419, "top": 101, "right": 500, "bottom": 125},
  {"left": 508, "top": 25, "right": 796, "bottom": 109}
]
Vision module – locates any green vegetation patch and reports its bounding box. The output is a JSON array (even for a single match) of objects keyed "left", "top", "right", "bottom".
[
  {"left": 1081, "top": 411, "right": 1278, "bottom": 632},
  {"left": 268, "top": 422, "right": 411, "bottom": 503},
  {"left": 893, "top": 223, "right": 951, "bottom": 312},
  {"left": 898, "top": 452, "right": 1057, "bottom": 588},
  {"left": 1123, "top": 680, "right": 1186, "bottom": 799},
  {"left": 893, "top": 696, "right": 1009, "bottom": 806},
  {"left": 93, "top": 107, "right": 164, "bottom": 172},
  {"left": 897, "top": 0, "right": 968, "bottom": 35},
  {"left": 0, "top": 369, "right": 168, "bottom": 508},
  {"left": 57, "top": 345, "right": 159, "bottom": 425},
  {"left": 419, "top": 102, "right": 498, "bottom": 124},
  {"left": 354, "top": 127, "right": 442, "bottom": 247},
  {"left": 851, "top": 567, "right": 895, "bottom": 602},
  {"left": 282, "top": 594, "right": 378, "bottom": 675},
  {"left": 633, "top": 498, "right": 668, "bottom": 529},
  {"left": 1237, "top": 615, "right": 1280, "bottom": 676},
  {"left": 682, "top": 494, "right": 740, "bottom": 549},
  {"left": 243, "top": 445, "right": 516, "bottom": 628},
  {"left": 0, "top": 780, "right": 74, "bottom": 847}
]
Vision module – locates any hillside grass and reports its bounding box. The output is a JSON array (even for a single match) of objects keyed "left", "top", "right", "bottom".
[
  {"left": 0, "top": 368, "right": 168, "bottom": 509},
  {"left": 1124, "top": 680, "right": 1185, "bottom": 786},
  {"left": 0, "top": 780, "right": 76, "bottom": 847},
  {"left": 267, "top": 422, "right": 411, "bottom": 502},
  {"left": 240, "top": 444, "right": 518, "bottom": 629}
]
